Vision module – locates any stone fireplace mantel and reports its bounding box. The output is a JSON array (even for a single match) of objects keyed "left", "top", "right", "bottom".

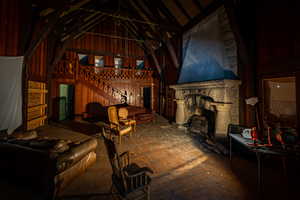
[{"left": 170, "top": 79, "right": 241, "bottom": 136}]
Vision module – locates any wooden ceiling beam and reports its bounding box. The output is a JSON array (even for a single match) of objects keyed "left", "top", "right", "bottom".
[
  {"left": 132, "top": 0, "right": 156, "bottom": 24},
  {"left": 59, "top": 0, "right": 91, "bottom": 18},
  {"left": 119, "top": 1, "right": 180, "bottom": 32},
  {"left": 173, "top": 0, "right": 192, "bottom": 20},
  {"left": 135, "top": 1, "right": 179, "bottom": 69},
  {"left": 154, "top": 0, "right": 181, "bottom": 27},
  {"left": 121, "top": 21, "right": 148, "bottom": 50},
  {"left": 119, "top": 1, "right": 163, "bottom": 43},
  {"left": 60, "top": 13, "right": 104, "bottom": 41},
  {"left": 128, "top": 0, "right": 157, "bottom": 33},
  {"left": 24, "top": 8, "right": 66, "bottom": 62},
  {"left": 164, "top": 38, "right": 180, "bottom": 68},
  {"left": 122, "top": 21, "right": 163, "bottom": 76},
  {"left": 72, "top": 15, "right": 108, "bottom": 40},
  {"left": 192, "top": 0, "right": 204, "bottom": 11}
]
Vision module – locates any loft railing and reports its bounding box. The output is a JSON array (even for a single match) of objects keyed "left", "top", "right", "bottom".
[
  {"left": 53, "top": 60, "right": 76, "bottom": 78},
  {"left": 53, "top": 61, "right": 155, "bottom": 103},
  {"left": 78, "top": 65, "right": 154, "bottom": 81},
  {"left": 53, "top": 62, "right": 155, "bottom": 81}
]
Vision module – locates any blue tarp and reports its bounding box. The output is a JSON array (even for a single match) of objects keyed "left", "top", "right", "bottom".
[{"left": 178, "top": 10, "right": 238, "bottom": 83}]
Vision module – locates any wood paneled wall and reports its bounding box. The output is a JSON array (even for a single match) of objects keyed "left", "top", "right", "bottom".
[
  {"left": 27, "top": 40, "right": 48, "bottom": 81},
  {"left": 0, "top": 0, "right": 24, "bottom": 56},
  {"left": 69, "top": 23, "right": 151, "bottom": 68},
  {"left": 256, "top": 0, "right": 300, "bottom": 76},
  {"left": 256, "top": 0, "right": 300, "bottom": 129},
  {"left": 75, "top": 81, "right": 110, "bottom": 115}
]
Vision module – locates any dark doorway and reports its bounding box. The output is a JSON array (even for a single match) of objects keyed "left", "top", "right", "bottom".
[
  {"left": 143, "top": 87, "right": 151, "bottom": 109},
  {"left": 58, "top": 84, "right": 74, "bottom": 120}
]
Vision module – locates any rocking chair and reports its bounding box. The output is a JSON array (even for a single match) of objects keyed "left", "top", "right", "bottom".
[{"left": 102, "top": 131, "right": 153, "bottom": 200}]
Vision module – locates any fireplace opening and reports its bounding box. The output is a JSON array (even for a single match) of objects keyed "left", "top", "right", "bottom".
[{"left": 187, "top": 95, "right": 217, "bottom": 141}]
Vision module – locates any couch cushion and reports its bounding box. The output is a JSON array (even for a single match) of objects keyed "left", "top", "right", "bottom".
[{"left": 56, "top": 137, "right": 98, "bottom": 173}]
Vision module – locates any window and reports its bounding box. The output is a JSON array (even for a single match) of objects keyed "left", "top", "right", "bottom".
[
  {"left": 263, "top": 77, "right": 297, "bottom": 129},
  {"left": 78, "top": 54, "right": 89, "bottom": 65},
  {"left": 136, "top": 60, "right": 144, "bottom": 70},
  {"left": 95, "top": 56, "right": 104, "bottom": 67},
  {"left": 114, "top": 57, "right": 122, "bottom": 68}
]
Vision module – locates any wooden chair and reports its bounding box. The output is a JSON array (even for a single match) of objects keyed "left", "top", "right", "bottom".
[
  {"left": 118, "top": 107, "right": 137, "bottom": 132},
  {"left": 102, "top": 132, "right": 153, "bottom": 200},
  {"left": 108, "top": 106, "right": 132, "bottom": 144}
]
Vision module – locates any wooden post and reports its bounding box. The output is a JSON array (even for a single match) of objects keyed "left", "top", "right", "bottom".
[{"left": 165, "top": 38, "right": 180, "bottom": 69}]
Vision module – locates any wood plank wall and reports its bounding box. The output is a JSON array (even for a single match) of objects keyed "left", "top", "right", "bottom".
[
  {"left": 27, "top": 40, "right": 48, "bottom": 82},
  {"left": 0, "top": 0, "right": 47, "bottom": 81},
  {"left": 69, "top": 23, "right": 150, "bottom": 68},
  {"left": 256, "top": 0, "right": 300, "bottom": 76},
  {"left": 256, "top": 0, "right": 300, "bottom": 129},
  {"left": 0, "top": 0, "right": 22, "bottom": 56}
]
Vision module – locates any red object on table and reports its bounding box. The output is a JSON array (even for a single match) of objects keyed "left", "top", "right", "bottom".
[{"left": 251, "top": 127, "right": 258, "bottom": 145}]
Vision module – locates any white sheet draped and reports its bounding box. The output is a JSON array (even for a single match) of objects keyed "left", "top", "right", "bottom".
[{"left": 0, "top": 56, "right": 23, "bottom": 134}]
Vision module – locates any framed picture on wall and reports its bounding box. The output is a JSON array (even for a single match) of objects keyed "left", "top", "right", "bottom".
[{"left": 114, "top": 57, "right": 122, "bottom": 69}]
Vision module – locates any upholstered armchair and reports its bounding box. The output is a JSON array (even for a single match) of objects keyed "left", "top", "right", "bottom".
[
  {"left": 118, "top": 107, "right": 137, "bottom": 132},
  {"left": 107, "top": 106, "right": 132, "bottom": 144}
]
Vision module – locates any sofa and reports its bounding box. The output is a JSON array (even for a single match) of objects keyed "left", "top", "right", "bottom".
[{"left": 0, "top": 129, "right": 98, "bottom": 199}]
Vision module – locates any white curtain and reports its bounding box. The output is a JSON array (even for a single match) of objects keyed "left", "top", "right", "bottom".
[{"left": 0, "top": 56, "right": 23, "bottom": 134}]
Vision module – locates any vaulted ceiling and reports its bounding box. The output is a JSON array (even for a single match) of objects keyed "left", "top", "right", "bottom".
[
  {"left": 27, "top": 0, "right": 227, "bottom": 72},
  {"left": 31, "top": 0, "right": 224, "bottom": 41}
]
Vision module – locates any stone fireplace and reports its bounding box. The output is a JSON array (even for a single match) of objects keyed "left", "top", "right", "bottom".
[{"left": 170, "top": 79, "right": 241, "bottom": 137}]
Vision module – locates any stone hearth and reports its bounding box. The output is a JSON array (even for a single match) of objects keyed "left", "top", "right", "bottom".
[{"left": 170, "top": 79, "right": 241, "bottom": 137}]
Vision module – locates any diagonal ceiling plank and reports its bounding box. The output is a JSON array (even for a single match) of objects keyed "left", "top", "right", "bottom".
[
  {"left": 119, "top": 0, "right": 163, "bottom": 43},
  {"left": 153, "top": 0, "right": 182, "bottom": 27},
  {"left": 164, "top": 37, "right": 180, "bottom": 69},
  {"left": 132, "top": 0, "right": 157, "bottom": 23},
  {"left": 60, "top": 0, "right": 91, "bottom": 18},
  {"left": 61, "top": 15, "right": 103, "bottom": 41},
  {"left": 192, "top": 0, "right": 204, "bottom": 11},
  {"left": 173, "top": 0, "right": 192, "bottom": 20},
  {"left": 60, "top": 12, "right": 103, "bottom": 41},
  {"left": 123, "top": 21, "right": 163, "bottom": 76},
  {"left": 138, "top": 1, "right": 180, "bottom": 69},
  {"left": 128, "top": 0, "right": 157, "bottom": 33},
  {"left": 73, "top": 15, "right": 108, "bottom": 40}
]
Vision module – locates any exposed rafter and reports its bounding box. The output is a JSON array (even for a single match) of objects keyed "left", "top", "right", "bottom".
[
  {"left": 79, "top": 6, "right": 180, "bottom": 32},
  {"left": 173, "top": 0, "right": 192, "bottom": 20},
  {"left": 85, "top": 32, "right": 145, "bottom": 42},
  {"left": 192, "top": 0, "right": 204, "bottom": 11},
  {"left": 60, "top": 13, "right": 104, "bottom": 41},
  {"left": 134, "top": 1, "right": 180, "bottom": 69},
  {"left": 122, "top": 20, "right": 163, "bottom": 77},
  {"left": 154, "top": 0, "right": 181, "bottom": 28}
]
